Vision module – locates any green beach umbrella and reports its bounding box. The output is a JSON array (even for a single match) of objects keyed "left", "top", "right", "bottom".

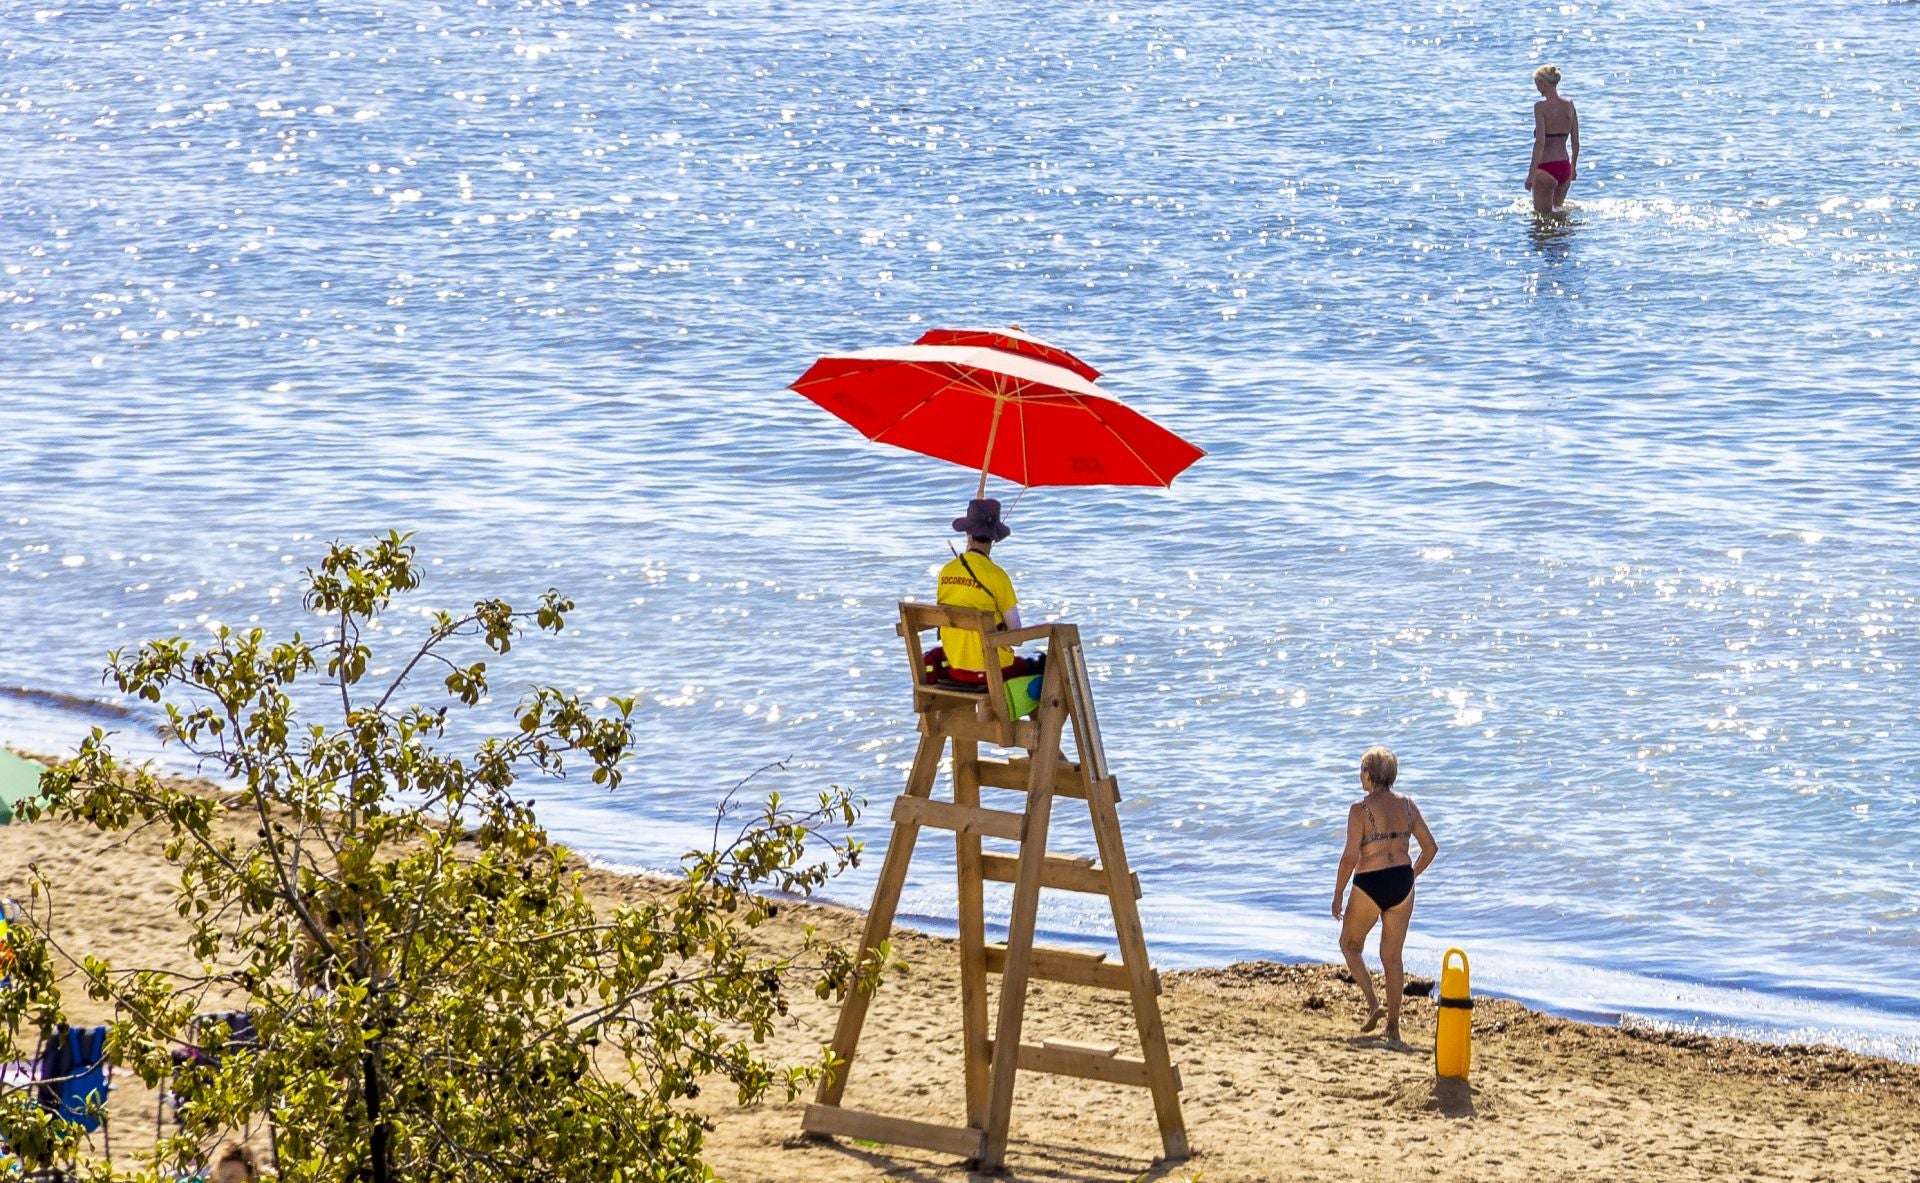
[{"left": 0, "top": 748, "right": 45, "bottom": 825}]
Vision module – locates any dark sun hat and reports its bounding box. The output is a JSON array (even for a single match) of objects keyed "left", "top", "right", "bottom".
[{"left": 953, "top": 498, "right": 1011, "bottom": 542}]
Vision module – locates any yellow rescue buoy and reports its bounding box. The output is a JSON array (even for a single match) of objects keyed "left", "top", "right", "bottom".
[{"left": 1435, "top": 947, "right": 1472, "bottom": 1079}]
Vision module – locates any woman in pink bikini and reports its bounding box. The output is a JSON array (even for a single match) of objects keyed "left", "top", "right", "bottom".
[{"left": 1526, "top": 63, "right": 1579, "bottom": 215}]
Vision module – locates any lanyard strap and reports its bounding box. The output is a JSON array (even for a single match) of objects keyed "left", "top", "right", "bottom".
[{"left": 953, "top": 550, "right": 1004, "bottom": 628}]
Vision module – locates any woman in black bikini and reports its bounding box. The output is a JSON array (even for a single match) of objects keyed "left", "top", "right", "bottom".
[{"left": 1332, "top": 746, "right": 1439, "bottom": 1044}]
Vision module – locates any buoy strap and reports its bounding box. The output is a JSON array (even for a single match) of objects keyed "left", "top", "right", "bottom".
[{"left": 1437, "top": 996, "right": 1475, "bottom": 1010}]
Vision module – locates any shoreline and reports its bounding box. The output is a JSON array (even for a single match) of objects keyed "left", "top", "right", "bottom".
[
  {"left": 8, "top": 691, "right": 1919, "bottom": 1063},
  {"left": 5, "top": 755, "right": 1919, "bottom": 1181}
]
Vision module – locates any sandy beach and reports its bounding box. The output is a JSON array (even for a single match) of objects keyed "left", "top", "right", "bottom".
[{"left": 4, "top": 757, "right": 1916, "bottom": 1183}]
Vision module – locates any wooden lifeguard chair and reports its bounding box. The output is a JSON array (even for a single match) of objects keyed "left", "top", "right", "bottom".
[{"left": 802, "top": 603, "right": 1188, "bottom": 1170}]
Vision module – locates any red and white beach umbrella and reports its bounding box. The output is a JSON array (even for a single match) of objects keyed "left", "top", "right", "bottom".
[{"left": 790, "top": 326, "right": 1204, "bottom": 497}]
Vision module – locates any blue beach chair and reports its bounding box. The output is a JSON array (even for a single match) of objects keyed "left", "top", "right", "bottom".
[
  {"left": 156, "top": 1010, "right": 278, "bottom": 1171},
  {"left": 157, "top": 1010, "right": 258, "bottom": 1136},
  {"left": 33, "top": 1024, "right": 112, "bottom": 1156}
]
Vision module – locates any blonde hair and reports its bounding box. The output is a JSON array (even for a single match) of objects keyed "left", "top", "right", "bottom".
[
  {"left": 1360, "top": 746, "right": 1398, "bottom": 792},
  {"left": 211, "top": 1142, "right": 260, "bottom": 1180},
  {"left": 1534, "top": 63, "right": 1562, "bottom": 86}
]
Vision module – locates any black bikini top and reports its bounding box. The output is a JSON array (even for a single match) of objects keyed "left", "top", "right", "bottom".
[{"left": 1360, "top": 796, "right": 1415, "bottom": 846}]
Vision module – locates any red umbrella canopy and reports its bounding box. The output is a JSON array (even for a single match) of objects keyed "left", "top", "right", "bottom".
[{"left": 790, "top": 327, "right": 1203, "bottom": 493}]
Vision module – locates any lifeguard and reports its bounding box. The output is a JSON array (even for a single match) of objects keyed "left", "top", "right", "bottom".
[{"left": 936, "top": 498, "right": 1043, "bottom": 684}]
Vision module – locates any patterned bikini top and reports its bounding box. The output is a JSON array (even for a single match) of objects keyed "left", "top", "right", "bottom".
[{"left": 1360, "top": 796, "right": 1415, "bottom": 847}]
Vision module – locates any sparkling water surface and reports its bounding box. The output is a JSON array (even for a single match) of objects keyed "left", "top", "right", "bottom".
[{"left": 4, "top": 1, "right": 1919, "bottom": 1058}]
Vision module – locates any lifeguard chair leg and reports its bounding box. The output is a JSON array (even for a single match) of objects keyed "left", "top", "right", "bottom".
[
  {"left": 1088, "top": 771, "right": 1190, "bottom": 1159},
  {"left": 816, "top": 728, "right": 947, "bottom": 1106},
  {"left": 977, "top": 680, "right": 1068, "bottom": 1169},
  {"left": 1062, "top": 628, "right": 1189, "bottom": 1160},
  {"left": 951, "top": 737, "right": 992, "bottom": 1126}
]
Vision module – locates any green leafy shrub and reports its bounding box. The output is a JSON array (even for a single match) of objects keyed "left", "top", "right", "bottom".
[{"left": 2, "top": 532, "right": 874, "bottom": 1182}]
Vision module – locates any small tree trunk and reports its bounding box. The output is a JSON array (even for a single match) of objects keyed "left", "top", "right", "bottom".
[{"left": 364, "top": 1043, "right": 392, "bottom": 1183}]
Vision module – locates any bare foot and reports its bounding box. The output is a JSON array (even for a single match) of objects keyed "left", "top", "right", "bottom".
[
  {"left": 1384, "top": 1026, "right": 1404, "bottom": 1046},
  {"left": 1360, "top": 1005, "right": 1385, "bottom": 1034}
]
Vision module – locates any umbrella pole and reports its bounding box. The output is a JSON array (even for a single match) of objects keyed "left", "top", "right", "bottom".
[{"left": 977, "top": 397, "right": 1006, "bottom": 501}]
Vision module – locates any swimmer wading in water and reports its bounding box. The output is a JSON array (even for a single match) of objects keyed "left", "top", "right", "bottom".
[{"left": 1526, "top": 63, "right": 1579, "bottom": 215}]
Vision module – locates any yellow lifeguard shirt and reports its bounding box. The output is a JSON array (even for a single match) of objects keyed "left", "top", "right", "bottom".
[{"left": 936, "top": 550, "right": 1018, "bottom": 673}]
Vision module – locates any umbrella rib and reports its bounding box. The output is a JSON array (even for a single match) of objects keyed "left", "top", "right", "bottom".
[
  {"left": 1066, "top": 394, "right": 1174, "bottom": 487},
  {"left": 865, "top": 363, "right": 1010, "bottom": 445}
]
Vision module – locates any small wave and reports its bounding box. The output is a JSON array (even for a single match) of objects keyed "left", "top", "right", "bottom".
[{"left": 0, "top": 685, "right": 143, "bottom": 724}]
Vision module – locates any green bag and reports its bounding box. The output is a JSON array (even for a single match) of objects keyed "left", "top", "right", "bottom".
[{"left": 1004, "top": 675, "right": 1042, "bottom": 721}]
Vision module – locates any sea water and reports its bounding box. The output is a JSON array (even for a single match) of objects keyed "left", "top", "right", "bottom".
[{"left": 2, "top": 0, "right": 1917, "bottom": 1059}]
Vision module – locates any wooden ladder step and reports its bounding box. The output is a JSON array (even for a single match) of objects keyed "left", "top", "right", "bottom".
[
  {"left": 1043, "top": 1038, "right": 1119, "bottom": 1056},
  {"left": 984, "top": 1040, "right": 1181, "bottom": 1091},
  {"left": 978, "top": 852, "right": 1140, "bottom": 899},
  {"left": 973, "top": 756, "right": 1087, "bottom": 798},
  {"left": 891, "top": 796, "right": 1026, "bottom": 842},
  {"left": 983, "top": 942, "right": 1158, "bottom": 995},
  {"left": 801, "top": 1105, "right": 985, "bottom": 1159},
  {"left": 971, "top": 756, "right": 1120, "bottom": 803}
]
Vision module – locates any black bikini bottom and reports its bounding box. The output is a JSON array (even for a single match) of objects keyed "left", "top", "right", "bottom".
[{"left": 1352, "top": 864, "right": 1415, "bottom": 911}]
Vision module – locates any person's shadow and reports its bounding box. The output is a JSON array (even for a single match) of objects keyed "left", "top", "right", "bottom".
[{"left": 1345, "top": 1032, "right": 1419, "bottom": 1053}]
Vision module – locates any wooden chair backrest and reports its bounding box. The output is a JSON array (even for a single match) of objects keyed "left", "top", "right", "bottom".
[{"left": 898, "top": 601, "right": 1011, "bottom": 733}]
